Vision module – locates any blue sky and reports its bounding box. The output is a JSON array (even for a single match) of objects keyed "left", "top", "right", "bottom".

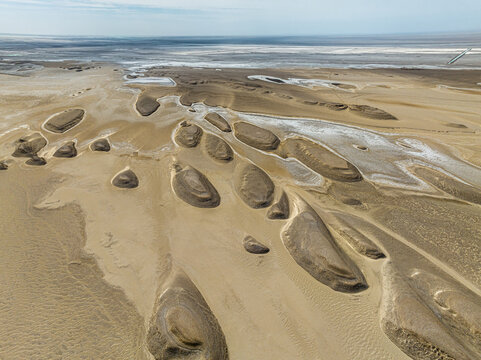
[{"left": 0, "top": 0, "right": 481, "bottom": 36}]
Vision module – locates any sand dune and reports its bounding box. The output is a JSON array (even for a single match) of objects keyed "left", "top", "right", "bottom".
[{"left": 0, "top": 63, "right": 480, "bottom": 360}]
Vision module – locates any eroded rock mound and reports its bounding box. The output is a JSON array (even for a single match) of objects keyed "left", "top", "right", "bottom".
[
  {"left": 381, "top": 264, "right": 472, "bottom": 360},
  {"left": 205, "top": 134, "right": 233, "bottom": 162},
  {"left": 175, "top": 121, "right": 203, "bottom": 148},
  {"left": 324, "top": 103, "right": 348, "bottom": 111},
  {"left": 234, "top": 163, "right": 274, "bottom": 209},
  {"left": 445, "top": 122, "right": 468, "bottom": 129},
  {"left": 333, "top": 83, "right": 357, "bottom": 90},
  {"left": 267, "top": 191, "right": 290, "bottom": 220},
  {"left": 136, "top": 94, "right": 160, "bottom": 116},
  {"left": 342, "top": 198, "right": 363, "bottom": 206},
  {"left": 281, "top": 199, "right": 367, "bottom": 292},
  {"left": 147, "top": 270, "right": 229, "bottom": 360},
  {"left": 12, "top": 133, "right": 47, "bottom": 158},
  {"left": 412, "top": 165, "right": 481, "bottom": 205},
  {"left": 0, "top": 161, "right": 8, "bottom": 170},
  {"left": 329, "top": 212, "right": 385, "bottom": 259},
  {"left": 349, "top": 104, "right": 397, "bottom": 120},
  {"left": 44, "top": 109, "right": 85, "bottom": 133},
  {"left": 90, "top": 138, "right": 111, "bottom": 152},
  {"left": 280, "top": 138, "right": 362, "bottom": 182},
  {"left": 408, "top": 271, "right": 481, "bottom": 357},
  {"left": 172, "top": 163, "right": 220, "bottom": 208},
  {"left": 265, "top": 77, "right": 285, "bottom": 84},
  {"left": 26, "top": 155, "right": 47, "bottom": 166},
  {"left": 243, "top": 236, "right": 270, "bottom": 254},
  {"left": 234, "top": 122, "right": 280, "bottom": 151},
  {"left": 338, "top": 227, "right": 385, "bottom": 259},
  {"left": 112, "top": 169, "right": 139, "bottom": 189},
  {"left": 53, "top": 141, "right": 77, "bottom": 158},
  {"left": 205, "top": 113, "right": 231, "bottom": 132}
]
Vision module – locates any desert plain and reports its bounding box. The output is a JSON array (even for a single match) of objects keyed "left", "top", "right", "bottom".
[{"left": 0, "top": 62, "right": 480, "bottom": 360}]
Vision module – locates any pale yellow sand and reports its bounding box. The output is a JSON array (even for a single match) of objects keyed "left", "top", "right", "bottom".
[{"left": 0, "top": 64, "right": 480, "bottom": 360}]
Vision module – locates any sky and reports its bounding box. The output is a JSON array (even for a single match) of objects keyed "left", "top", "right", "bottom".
[{"left": 0, "top": 0, "right": 481, "bottom": 37}]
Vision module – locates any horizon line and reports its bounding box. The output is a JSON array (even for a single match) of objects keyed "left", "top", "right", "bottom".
[{"left": 1, "top": 29, "right": 481, "bottom": 39}]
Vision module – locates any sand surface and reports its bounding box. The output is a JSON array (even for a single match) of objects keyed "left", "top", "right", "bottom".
[{"left": 0, "top": 63, "right": 480, "bottom": 360}]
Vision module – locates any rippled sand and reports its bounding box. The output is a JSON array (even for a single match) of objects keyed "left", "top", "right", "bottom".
[{"left": 0, "top": 63, "right": 480, "bottom": 360}]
